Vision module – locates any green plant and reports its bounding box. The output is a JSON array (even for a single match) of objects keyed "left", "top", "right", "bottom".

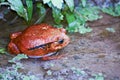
[
  {"left": 66, "top": 5, "right": 101, "bottom": 33},
  {"left": 35, "top": 3, "right": 46, "bottom": 24},
  {"left": 0, "top": 54, "right": 39, "bottom": 80},
  {"left": 1, "top": 0, "right": 102, "bottom": 33},
  {"left": 43, "top": 0, "right": 101, "bottom": 34},
  {"left": 0, "top": 48, "right": 7, "bottom": 54},
  {"left": 0, "top": 0, "right": 5, "bottom": 3},
  {"left": 0, "top": 0, "right": 33, "bottom": 24},
  {"left": 8, "top": 54, "right": 28, "bottom": 63},
  {"left": 89, "top": 74, "right": 104, "bottom": 80},
  {"left": 102, "top": 4, "right": 120, "bottom": 16}
]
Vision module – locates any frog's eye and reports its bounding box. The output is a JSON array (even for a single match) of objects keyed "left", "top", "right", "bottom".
[{"left": 58, "top": 39, "right": 64, "bottom": 44}]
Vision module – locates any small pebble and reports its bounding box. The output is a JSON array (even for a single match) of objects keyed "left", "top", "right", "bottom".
[{"left": 73, "top": 55, "right": 81, "bottom": 60}]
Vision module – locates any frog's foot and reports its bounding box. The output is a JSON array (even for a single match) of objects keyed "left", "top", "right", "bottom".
[
  {"left": 8, "top": 42, "right": 20, "bottom": 54},
  {"left": 10, "top": 32, "right": 22, "bottom": 39}
]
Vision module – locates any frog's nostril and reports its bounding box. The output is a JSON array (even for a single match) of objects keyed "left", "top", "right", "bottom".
[{"left": 58, "top": 39, "right": 64, "bottom": 44}]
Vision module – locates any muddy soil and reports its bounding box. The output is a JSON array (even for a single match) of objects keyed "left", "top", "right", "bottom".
[{"left": 0, "top": 13, "right": 120, "bottom": 80}]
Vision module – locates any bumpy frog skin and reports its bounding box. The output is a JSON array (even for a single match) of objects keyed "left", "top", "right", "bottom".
[{"left": 8, "top": 24, "right": 70, "bottom": 59}]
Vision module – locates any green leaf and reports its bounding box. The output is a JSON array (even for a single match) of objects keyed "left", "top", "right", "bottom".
[
  {"left": 102, "top": 4, "right": 120, "bottom": 16},
  {"left": 66, "top": 13, "right": 78, "bottom": 32},
  {"left": 0, "top": 73, "right": 3, "bottom": 79},
  {"left": 37, "top": 3, "right": 46, "bottom": 15},
  {"left": 35, "top": 3, "right": 46, "bottom": 24},
  {"left": 0, "top": 0, "right": 5, "bottom": 2},
  {"left": 66, "top": 12, "right": 92, "bottom": 33},
  {"left": 43, "top": 0, "right": 51, "bottom": 4},
  {"left": 51, "top": 0, "right": 63, "bottom": 9},
  {"left": 65, "top": 12, "right": 75, "bottom": 24},
  {"left": 9, "top": 54, "right": 28, "bottom": 63},
  {"left": 8, "top": 0, "right": 24, "bottom": 15},
  {"left": 81, "top": 0, "right": 87, "bottom": 7},
  {"left": 26, "top": 0, "right": 33, "bottom": 22},
  {"left": 78, "top": 24, "right": 92, "bottom": 34},
  {"left": 7, "top": 0, "right": 33, "bottom": 23},
  {"left": 52, "top": 7, "right": 63, "bottom": 24},
  {"left": 0, "top": 48, "right": 7, "bottom": 54},
  {"left": 95, "top": 73, "right": 104, "bottom": 80},
  {"left": 115, "top": 4, "right": 120, "bottom": 16},
  {"left": 75, "top": 6, "right": 101, "bottom": 21},
  {"left": 64, "top": 0, "right": 74, "bottom": 11},
  {"left": 7, "top": 0, "right": 27, "bottom": 21}
]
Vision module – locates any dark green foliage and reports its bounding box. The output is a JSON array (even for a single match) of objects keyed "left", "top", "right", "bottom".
[
  {"left": 0, "top": 0, "right": 33, "bottom": 24},
  {"left": 0, "top": 0, "right": 5, "bottom": 2},
  {"left": 0, "top": 0, "right": 119, "bottom": 33},
  {"left": 102, "top": 4, "right": 120, "bottom": 16},
  {"left": 35, "top": 3, "right": 46, "bottom": 24},
  {"left": 0, "top": 48, "right": 7, "bottom": 54},
  {"left": 43, "top": 0, "right": 101, "bottom": 33}
]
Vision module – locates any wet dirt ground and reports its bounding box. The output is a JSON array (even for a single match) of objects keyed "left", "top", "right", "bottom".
[{"left": 0, "top": 13, "right": 120, "bottom": 80}]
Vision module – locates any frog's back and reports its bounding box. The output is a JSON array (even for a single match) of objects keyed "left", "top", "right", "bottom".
[{"left": 13, "top": 24, "right": 65, "bottom": 51}]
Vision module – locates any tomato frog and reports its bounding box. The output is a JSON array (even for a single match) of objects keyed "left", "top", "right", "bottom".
[{"left": 8, "top": 24, "right": 70, "bottom": 60}]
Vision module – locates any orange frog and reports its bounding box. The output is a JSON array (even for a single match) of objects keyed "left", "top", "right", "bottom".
[{"left": 8, "top": 24, "right": 70, "bottom": 60}]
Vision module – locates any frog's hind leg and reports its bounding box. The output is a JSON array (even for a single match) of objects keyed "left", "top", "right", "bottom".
[{"left": 8, "top": 42, "right": 20, "bottom": 54}]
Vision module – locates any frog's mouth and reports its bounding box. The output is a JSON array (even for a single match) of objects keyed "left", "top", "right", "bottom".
[
  {"left": 28, "top": 39, "right": 64, "bottom": 58},
  {"left": 28, "top": 44, "right": 47, "bottom": 50},
  {"left": 28, "top": 39, "right": 64, "bottom": 50}
]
